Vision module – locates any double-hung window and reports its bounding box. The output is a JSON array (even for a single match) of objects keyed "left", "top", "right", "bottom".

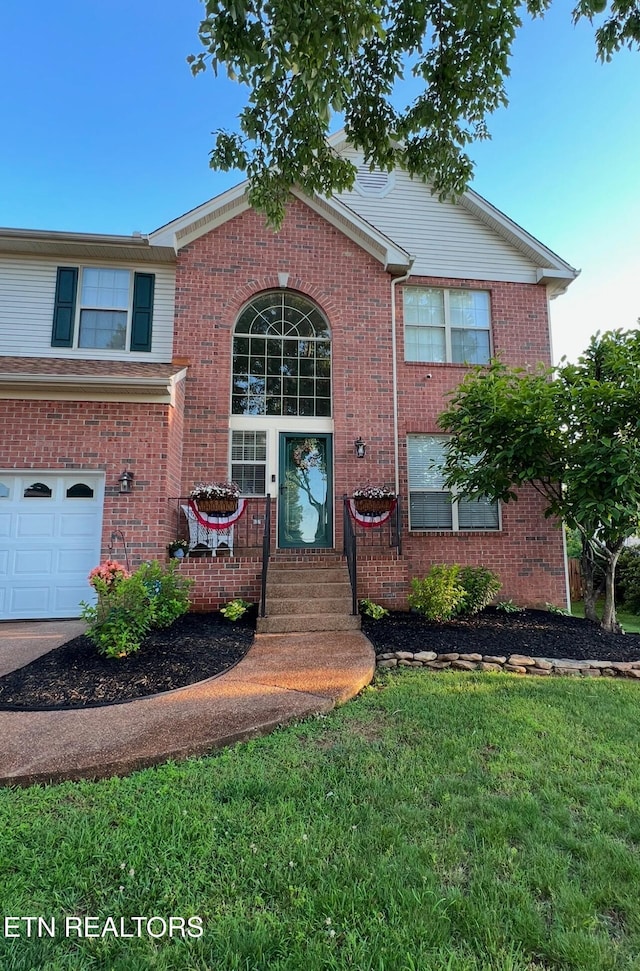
[
  {"left": 404, "top": 287, "right": 491, "bottom": 365},
  {"left": 231, "top": 431, "right": 267, "bottom": 495},
  {"left": 407, "top": 435, "right": 499, "bottom": 531},
  {"left": 51, "top": 266, "right": 154, "bottom": 352}
]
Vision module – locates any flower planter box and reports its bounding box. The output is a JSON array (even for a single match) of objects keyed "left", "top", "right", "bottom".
[
  {"left": 197, "top": 499, "right": 238, "bottom": 514},
  {"left": 354, "top": 497, "right": 395, "bottom": 514}
]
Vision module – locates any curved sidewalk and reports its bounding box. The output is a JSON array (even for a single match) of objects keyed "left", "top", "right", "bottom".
[{"left": 0, "top": 628, "right": 375, "bottom": 788}]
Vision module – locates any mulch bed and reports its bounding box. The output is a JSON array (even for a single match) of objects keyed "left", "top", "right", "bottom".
[
  {"left": 362, "top": 607, "right": 640, "bottom": 663},
  {"left": 0, "top": 611, "right": 255, "bottom": 712},
  {"left": 2, "top": 607, "right": 639, "bottom": 713}
]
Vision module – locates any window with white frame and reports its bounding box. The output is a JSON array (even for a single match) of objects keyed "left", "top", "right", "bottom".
[
  {"left": 51, "top": 266, "right": 154, "bottom": 352},
  {"left": 231, "top": 430, "right": 267, "bottom": 495},
  {"left": 404, "top": 287, "right": 491, "bottom": 365},
  {"left": 407, "top": 435, "right": 499, "bottom": 530}
]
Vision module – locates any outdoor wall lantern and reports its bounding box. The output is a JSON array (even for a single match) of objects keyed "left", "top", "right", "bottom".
[
  {"left": 118, "top": 470, "right": 134, "bottom": 494},
  {"left": 354, "top": 437, "right": 366, "bottom": 459}
]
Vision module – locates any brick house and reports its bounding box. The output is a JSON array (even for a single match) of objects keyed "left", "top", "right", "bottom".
[{"left": 0, "top": 137, "right": 578, "bottom": 620}]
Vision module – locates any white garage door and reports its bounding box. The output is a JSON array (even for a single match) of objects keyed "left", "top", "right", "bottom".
[{"left": 0, "top": 472, "right": 104, "bottom": 620}]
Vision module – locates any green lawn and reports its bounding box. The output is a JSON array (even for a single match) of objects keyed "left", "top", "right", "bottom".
[
  {"left": 571, "top": 601, "right": 640, "bottom": 634},
  {"left": 2, "top": 671, "right": 640, "bottom": 970}
]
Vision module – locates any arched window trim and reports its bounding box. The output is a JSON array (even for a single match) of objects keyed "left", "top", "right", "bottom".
[{"left": 232, "top": 290, "right": 332, "bottom": 418}]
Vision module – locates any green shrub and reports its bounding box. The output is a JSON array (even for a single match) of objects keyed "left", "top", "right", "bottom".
[
  {"left": 359, "top": 598, "right": 389, "bottom": 620},
  {"left": 458, "top": 566, "right": 502, "bottom": 615},
  {"left": 408, "top": 565, "right": 466, "bottom": 621},
  {"left": 616, "top": 547, "right": 640, "bottom": 614},
  {"left": 495, "top": 598, "right": 524, "bottom": 614},
  {"left": 81, "top": 560, "right": 193, "bottom": 658},
  {"left": 220, "top": 598, "right": 253, "bottom": 621},
  {"left": 136, "top": 559, "right": 192, "bottom": 628}
]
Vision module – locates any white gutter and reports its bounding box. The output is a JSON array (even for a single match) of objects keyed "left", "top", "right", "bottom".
[{"left": 390, "top": 258, "right": 415, "bottom": 496}]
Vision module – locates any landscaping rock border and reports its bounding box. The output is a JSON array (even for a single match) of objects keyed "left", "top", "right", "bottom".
[{"left": 376, "top": 650, "right": 640, "bottom": 679}]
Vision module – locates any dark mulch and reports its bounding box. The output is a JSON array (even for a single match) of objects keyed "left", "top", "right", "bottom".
[
  {"left": 362, "top": 607, "right": 640, "bottom": 663},
  {"left": 0, "top": 611, "right": 256, "bottom": 712}
]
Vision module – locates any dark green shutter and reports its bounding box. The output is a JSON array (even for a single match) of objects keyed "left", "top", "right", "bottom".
[
  {"left": 130, "top": 273, "right": 155, "bottom": 352},
  {"left": 51, "top": 267, "right": 78, "bottom": 347}
]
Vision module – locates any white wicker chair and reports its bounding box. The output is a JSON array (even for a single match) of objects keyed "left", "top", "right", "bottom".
[{"left": 181, "top": 504, "right": 234, "bottom": 554}]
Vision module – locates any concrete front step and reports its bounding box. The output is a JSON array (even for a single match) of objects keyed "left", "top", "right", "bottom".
[
  {"left": 267, "top": 580, "right": 352, "bottom": 598},
  {"left": 267, "top": 596, "right": 353, "bottom": 616},
  {"left": 256, "top": 613, "right": 361, "bottom": 634}
]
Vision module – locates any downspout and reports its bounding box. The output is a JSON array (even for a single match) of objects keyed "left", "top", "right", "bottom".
[{"left": 390, "top": 258, "right": 415, "bottom": 496}]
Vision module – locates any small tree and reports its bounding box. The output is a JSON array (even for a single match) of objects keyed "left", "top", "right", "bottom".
[{"left": 439, "top": 329, "right": 640, "bottom": 633}]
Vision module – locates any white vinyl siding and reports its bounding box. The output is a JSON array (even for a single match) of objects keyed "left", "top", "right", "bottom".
[
  {"left": 0, "top": 256, "right": 175, "bottom": 362},
  {"left": 407, "top": 435, "right": 499, "bottom": 531},
  {"left": 336, "top": 148, "right": 539, "bottom": 283}
]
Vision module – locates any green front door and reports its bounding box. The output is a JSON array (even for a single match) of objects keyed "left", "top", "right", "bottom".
[{"left": 278, "top": 434, "right": 333, "bottom": 548}]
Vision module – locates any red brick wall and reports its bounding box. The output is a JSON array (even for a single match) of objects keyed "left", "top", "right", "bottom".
[
  {"left": 0, "top": 397, "right": 179, "bottom": 567},
  {"left": 171, "top": 207, "right": 567, "bottom": 610}
]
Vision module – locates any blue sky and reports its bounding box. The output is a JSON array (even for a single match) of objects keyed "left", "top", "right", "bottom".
[{"left": 1, "top": 0, "right": 638, "bottom": 362}]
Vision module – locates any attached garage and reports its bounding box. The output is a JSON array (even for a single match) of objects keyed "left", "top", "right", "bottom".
[{"left": 0, "top": 472, "right": 104, "bottom": 619}]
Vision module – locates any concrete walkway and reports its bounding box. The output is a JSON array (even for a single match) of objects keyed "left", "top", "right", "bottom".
[{"left": 0, "top": 622, "right": 375, "bottom": 787}]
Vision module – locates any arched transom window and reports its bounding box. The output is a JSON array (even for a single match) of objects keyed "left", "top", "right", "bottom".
[{"left": 232, "top": 292, "right": 331, "bottom": 417}]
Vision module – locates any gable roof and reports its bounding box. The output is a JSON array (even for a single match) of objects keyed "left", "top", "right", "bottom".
[{"left": 149, "top": 182, "right": 412, "bottom": 275}]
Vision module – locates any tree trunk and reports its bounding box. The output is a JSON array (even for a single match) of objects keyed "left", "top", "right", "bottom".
[
  {"left": 600, "top": 543, "right": 624, "bottom": 634},
  {"left": 580, "top": 539, "right": 601, "bottom": 623}
]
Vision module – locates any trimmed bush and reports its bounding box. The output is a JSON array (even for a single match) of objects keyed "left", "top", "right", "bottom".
[
  {"left": 458, "top": 566, "right": 502, "bottom": 614},
  {"left": 408, "top": 566, "right": 466, "bottom": 621},
  {"left": 81, "top": 560, "right": 193, "bottom": 658}
]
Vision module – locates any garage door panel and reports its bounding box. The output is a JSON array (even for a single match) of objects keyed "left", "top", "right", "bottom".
[
  {"left": 0, "top": 551, "right": 7, "bottom": 575},
  {"left": 57, "top": 548, "right": 97, "bottom": 574},
  {"left": 10, "top": 585, "right": 52, "bottom": 613},
  {"left": 55, "top": 585, "right": 96, "bottom": 614},
  {"left": 59, "top": 513, "right": 102, "bottom": 538},
  {"left": 14, "top": 549, "right": 55, "bottom": 574},
  {"left": 0, "top": 513, "right": 11, "bottom": 538},
  {"left": 16, "top": 514, "right": 56, "bottom": 538}
]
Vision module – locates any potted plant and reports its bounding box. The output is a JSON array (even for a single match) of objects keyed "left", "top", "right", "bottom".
[
  {"left": 189, "top": 481, "right": 240, "bottom": 514},
  {"left": 167, "top": 539, "right": 189, "bottom": 559},
  {"left": 352, "top": 484, "right": 397, "bottom": 514}
]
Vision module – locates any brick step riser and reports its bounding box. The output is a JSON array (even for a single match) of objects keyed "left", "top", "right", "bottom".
[
  {"left": 256, "top": 614, "right": 361, "bottom": 634},
  {"left": 268, "top": 557, "right": 344, "bottom": 568},
  {"left": 265, "top": 597, "right": 353, "bottom": 616}
]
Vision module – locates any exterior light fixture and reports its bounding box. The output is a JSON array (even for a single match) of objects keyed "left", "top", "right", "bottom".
[
  {"left": 354, "top": 437, "right": 366, "bottom": 459},
  {"left": 118, "top": 470, "right": 134, "bottom": 494}
]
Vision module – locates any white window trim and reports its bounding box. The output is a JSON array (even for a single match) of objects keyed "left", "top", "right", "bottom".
[
  {"left": 403, "top": 286, "right": 493, "bottom": 365},
  {"left": 228, "top": 416, "right": 334, "bottom": 496},
  {"left": 75, "top": 267, "right": 133, "bottom": 352},
  {"left": 406, "top": 434, "right": 501, "bottom": 532}
]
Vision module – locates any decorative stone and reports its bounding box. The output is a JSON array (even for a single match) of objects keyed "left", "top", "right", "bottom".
[
  {"left": 395, "top": 651, "right": 414, "bottom": 660},
  {"left": 627, "top": 669, "right": 640, "bottom": 679},
  {"left": 377, "top": 652, "right": 396, "bottom": 660},
  {"left": 507, "top": 654, "right": 535, "bottom": 667},
  {"left": 601, "top": 668, "right": 617, "bottom": 677},
  {"left": 425, "top": 661, "right": 451, "bottom": 670},
  {"left": 504, "top": 664, "right": 528, "bottom": 674},
  {"left": 478, "top": 662, "right": 503, "bottom": 672},
  {"left": 413, "top": 651, "right": 437, "bottom": 662},
  {"left": 533, "top": 659, "right": 553, "bottom": 671},
  {"left": 553, "top": 667, "right": 581, "bottom": 677},
  {"left": 459, "top": 653, "right": 483, "bottom": 662},
  {"left": 437, "top": 653, "right": 459, "bottom": 661},
  {"left": 582, "top": 668, "right": 601, "bottom": 677},
  {"left": 611, "top": 662, "right": 635, "bottom": 673},
  {"left": 483, "top": 655, "right": 507, "bottom": 665},
  {"left": 527, "top": 666, "right": 551, "bottom": 676},
  {"left": 377, "top": 659, "right": 397, "bottom": 669},
  {"left": 398, "top": 659, "right": 412, "bottom": 666},
  {"left": 452, "top": 660, "right": 477, "bottom": 671}
]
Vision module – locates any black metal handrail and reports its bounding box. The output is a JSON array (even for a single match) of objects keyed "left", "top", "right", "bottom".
[
  {"left": 343, "top": 496, "right": 358, "bottom": 615},
  {"left": 260, "top": 495, "right": 272, "bottom": 617}
]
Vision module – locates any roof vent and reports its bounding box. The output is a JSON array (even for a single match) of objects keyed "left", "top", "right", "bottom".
[{"left": 354, "top": 165, "right": 394, "bottom": 197}]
